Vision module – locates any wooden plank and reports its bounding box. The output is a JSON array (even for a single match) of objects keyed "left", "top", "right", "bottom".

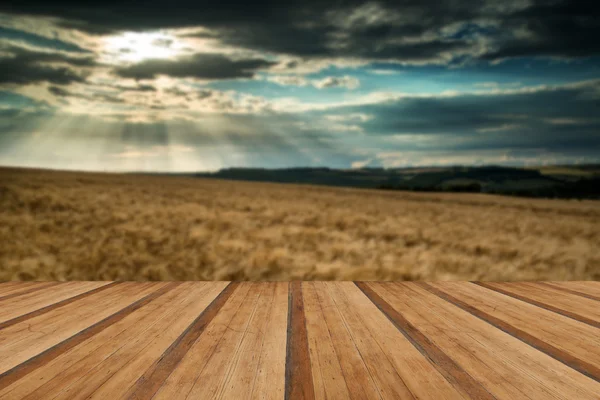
[
  {"left": 0, "top": 282, "right": 117, "bottom": 329},
  {"left": 152, "top": 283, "right": 253, "bottom": 399},
  {"left": 285, "top": 282, "right": 315, "bottom": 400},
  {"left": 0, "top": 282, "right": 20, "bottom": 289},
  {"left": 373, "top": 282, "right": 600, "bottom": 399},
  {"left": 323, "top": 281, "right": 415, "bottom": 399},
  {"left": 0, "top": 282, "right": 38, "bottom": 296},
  {"left": 427, "top": 282, "right": 600, "bottom": 377},
  {"left": 476, "top": 282, "right": 600, "bottom": 328},
  {"left": 151, "top": 283, "right": 289, "bottom": 400},
  {"left": 541, "top": 282, "right": 600, "bottom": 302},
  {"left": 303, "top": 282, "right": 362, "bottom": 399},
  {"left": 0, "top": 282, "right": 200, "bottom": 399},
  {"left": 124, "top": 281, "right": 236, "bottom": 399},
  {"left": 169, "top": 282, "right": 263, "bottom": 399},
  {"left": 0, "top": 281, "right": 599, "bottom": 399},
  {"left": 517, "top": 282, "right": 600, "bottom": 321},
  {"left": 220, "top": 282, "right": 288, "bottom": 399},
  {"left": 333, "top": 282, "right": 468, "bottom": 399},
  {"left": 49, "top": 282, "right": 229, "bottom": 399},
  {"left": 356, "top": 282, "right": 493, "bottom": 400},
  {"left": 249, "top": 282, "right": 288, "bottom": 400},
  {"left": 0, "top": 282, "right": 172, "bottom": 387},
  {"left": 0, "top": 282, "right": 60, "bottom": 302},
  {"left": 0, "top": 283, "right": 162, "bottom": 371}
]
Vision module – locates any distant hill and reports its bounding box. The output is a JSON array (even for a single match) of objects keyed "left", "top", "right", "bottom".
[
  {"left": 194, "top": 167, "right": 403, "bottom": 188},
  {"left": 189, "top": 164, "right": 600, "bottom": 199}
]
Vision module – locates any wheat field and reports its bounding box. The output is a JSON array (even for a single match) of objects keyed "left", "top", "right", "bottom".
[{"left": 1, "top": 167, "right": 599, "bottom": 281}]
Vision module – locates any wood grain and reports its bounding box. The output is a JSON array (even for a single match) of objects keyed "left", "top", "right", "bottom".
[
  {"left": 540, "top": 282, "right": 600, "bottom": 302},
  {"left": 0, "top": 282, "right": 60, "bottom": 302},
  {"left": 476, "top": 282, "right": 600, "bottom": 328},
  {"left": 545, "top": 281, "right": 600, "bottom": 299},
  {"left": 0, "top": 282, "right": 118, "bottom": 330},
  {"left": 356, "top": 282, "right": 494, "bottom": 400},
  {"left": 0, "top": 282, "right": 175, "bottom": 390},
  {"left": 0, "top": 281, "right": 599, "bottom": 399},
  {"left": 125, "top": 282, "right": 238, "bottom": 399},
  {"left": 423, "top": 282, "right": 600, "bottom": 383}
]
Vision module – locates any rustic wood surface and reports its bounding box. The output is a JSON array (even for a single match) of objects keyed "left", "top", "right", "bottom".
[{"left": 0, "top": 281, "right": 598, "bottom": 399}]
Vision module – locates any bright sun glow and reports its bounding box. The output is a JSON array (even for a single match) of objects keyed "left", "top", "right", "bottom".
[{"left": 103, "top": 32, "right": 183, "bottom": 63}]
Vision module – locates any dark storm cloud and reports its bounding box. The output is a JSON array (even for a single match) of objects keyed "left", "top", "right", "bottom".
[
  {"left": 0, "top": 56, "right": 83, "bottom": 85},
  {"left": 2, "top": 1, "right": 600, "bottom": 63},
  {"left": 481, "top": 1, "right": 600, "bottom": 60},
  {"left": 0, "top": 45, "right": 96, "bottom": 85},
  {"left": 99, "top": 83, "right": 157, "bottom": 92},
  {"left": 0, "top": 27, "right": 90, "bottom": 53},
  {"left": 0, "top": 44, "right": 96, "bottom": 67},
  {"left": 114, "top": 53, "right": 276, "bottom": 80},
  {"left": 319, "top": 80, "right": 600, "bottom": 152},
  {"left": 48, "top": 85, "right": 125, "bottom": 103},
  {"left": 47, "top": 86, "right": 69, "bottom": 97}
]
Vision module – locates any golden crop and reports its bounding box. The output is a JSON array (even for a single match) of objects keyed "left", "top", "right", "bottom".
[{"left": 1, "top": 167, "right": 599, "bottom": 281}]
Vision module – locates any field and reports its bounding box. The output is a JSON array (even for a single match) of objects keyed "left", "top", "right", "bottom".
[{"left": 1, "top": 167, "right": 599, "bottom": 281}]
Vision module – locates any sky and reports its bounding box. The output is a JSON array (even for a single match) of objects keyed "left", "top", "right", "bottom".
[{"left": 0, "top": 0, "right": 599, "bottom": 172}]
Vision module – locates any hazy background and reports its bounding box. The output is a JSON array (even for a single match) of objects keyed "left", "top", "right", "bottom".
[{"left": 1, "top": 167, "right": 599, "bottom": 281}]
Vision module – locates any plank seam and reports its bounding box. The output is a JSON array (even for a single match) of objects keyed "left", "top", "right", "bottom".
[
  {"left": 421, "top": 282, "right": 600, "bottom": 383},
  {"left": 0, "top": 282, "right": 178, "bottom": 391},
  {"left": 355, "top": 282, "right": 496, "bottom": 400},
  {"left": 285, "top": 281, "right": 315, "bottom": 400},
  {"left": 125, "top": 282, "right": 239, "bottom": 400},
  {"left": 0, "top": 282, "right": 61, "bottom": 302},
  {"left": 538, "top": 282, "right": 600, "bottom": 302},
  {"left": 29, "top": 283, "right": 194, "bottom": 399},
  {"left": 474, "top": 282, "right": 600, "bottom": 329},
  {"left": 0, "top": 282, "right": 120, "bottom": 331},
  {"left": 182, "top": 283, "right": 253, "bottom": 398}
]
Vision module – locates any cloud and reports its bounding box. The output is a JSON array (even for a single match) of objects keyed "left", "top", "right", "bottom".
[
  {"left": 3, "top": 78, "right": 600, "bottom": 171},
  {"left": 368, "top": 69, "right": 401, "bottom": 75},
  {"left": 48, "top": 85, "right": 124, "bottom": 104},
  {"left": 351, "top": 159, "right": 372, "bottom": 169},
  {"left": 325, "top": 113, "right": 373, "bottom": 122},
  {"left": 0, "top": 2, "right": 599, "bottom": 172},
  {"left": 0, "top": 26, "right": 90, "bottom": 53},
  {"left": 306, "top": 79, "right": 600, "bottom": 153},
  {"left": 480, "top": 1, "right": 600, "bottom": 61},
  {"left": 0, "top": 44, "right": 96, "bottom": 85},
  {"left": 267, "top": 74, "right": 361, "bottom": 90},
  {"left": 266, "top": 75, "right": 310, "bottom": 87},
  {"left": 313, "top": 76, "right": 360, "bottom": 89},
  {"left": 114, "top": 53, "right": 276, "bottom": 80},
  {"left": 2, "top": 1, "right": 598, "bottom": 65},
  {"left": 476, "top": 123, "right": 522, "bottom": 133}
]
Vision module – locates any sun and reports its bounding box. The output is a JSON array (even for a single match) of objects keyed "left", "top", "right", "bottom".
[{"left": 103, "top": 32, "right": 183, "bottom": 63}]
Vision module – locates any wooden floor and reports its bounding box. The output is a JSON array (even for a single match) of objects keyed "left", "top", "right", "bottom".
[{"left": 0, "top": 281, "right": 598, "bottom": 399}]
